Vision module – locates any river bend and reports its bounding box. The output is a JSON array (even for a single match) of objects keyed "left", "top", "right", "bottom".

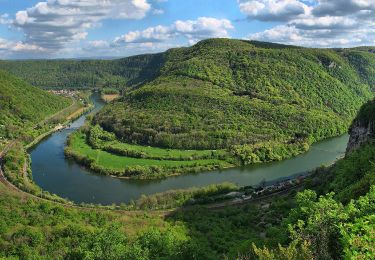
[{"left": 31, "top": 93, "right": 349, "bottom": 205}]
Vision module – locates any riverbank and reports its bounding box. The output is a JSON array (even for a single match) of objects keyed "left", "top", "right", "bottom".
[
  {"left": 26, "top": 98, "right": 93, "bottom": 150},
  {"left": 65, "top": 130, "right": 231, "bottom": 179},
  {"left": 1, "top": 140, "right": 283, "bottom": 211},
  {"left": 31, "top": 93, "right": 349, "bottom": 205},
  {"left": 101, "top": 93, "right": 120, "bottom": 102},
  {"left": 0, "top": 95, "right": 348, "bottom": 211},
  {"left": 0, "top": 143, "right": 309, "bottom": 212},
  {"left": 65, "top": 124, "right": 346, "bottom": 181},
  {"left": 0, "top": 91, "right": 94, "bottom": 204}
]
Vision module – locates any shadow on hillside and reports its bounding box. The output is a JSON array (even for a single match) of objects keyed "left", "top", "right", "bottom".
[{"left": 164, "top": 194, "right": 294, "bottom": 258}]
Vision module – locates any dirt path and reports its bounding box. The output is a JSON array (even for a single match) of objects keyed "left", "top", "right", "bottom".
[
  {"left": 101, "top": 94, "right": 119, "bottom": 102},
  {"left": 66, "top": 107, "right": 85, "bottom": 120}
]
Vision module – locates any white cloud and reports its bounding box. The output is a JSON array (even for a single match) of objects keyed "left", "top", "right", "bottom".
[
  {"left": 292, "top": 16, "right": 358, "bottom": 30},
  {"left": 81, "top": 17, "right": 233, "bottom": 58},
  {"left": 250, "top": 25, "right": 303, "bottom": 42},
  {"left": 238, "top": 0, "right": 310, "bottom": 21},
  {"left": 313, "top": 0, "right": 375, "bottom": 17},
  {"left": 0, "top": 38, "right": 45, "bottom": 54},
  {"left": 88, "top": 40, "right": 109, "bottom": 48},
  {"left": 152, "top": 9, "right": 165, "bottom": 15},
  {"left": 249, "top": 24, "right": 375, "bottom": 47},
  {"left": 245, "top": 0, "right": 375, "bottom": 47},
  {"left": 114, "top": 25, "right": 171, "bottom": 44},
  {"left": 0, "top": 14, "right": 11, "bottom": 25},
  {"left": 113, "top": 17, "right": 234, "bottom": 45},
  {"left": 13, "top": 0, "right": 152, "bottom": 52}
]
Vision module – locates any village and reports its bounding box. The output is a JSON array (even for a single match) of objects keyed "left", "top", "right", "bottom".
[{"left": 48, "top": 89, "right": 81, "bottom": 97}]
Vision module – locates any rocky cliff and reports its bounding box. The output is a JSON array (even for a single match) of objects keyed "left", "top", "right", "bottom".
[{"left": 346, "top": 100, "right": 375, "bottom": 154}]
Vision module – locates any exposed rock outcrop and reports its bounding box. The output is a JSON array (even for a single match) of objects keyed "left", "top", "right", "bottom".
[
  {"left": 346, "top": 121, "right": 373, "bottom": 154},
  {"left": 346, "top": 100, "right": 375, "bottom": 154}
]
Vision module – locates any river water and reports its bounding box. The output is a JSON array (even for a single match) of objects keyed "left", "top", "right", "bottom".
[{"left": 31, "top": 93, "right": 349, "bottom": 205}]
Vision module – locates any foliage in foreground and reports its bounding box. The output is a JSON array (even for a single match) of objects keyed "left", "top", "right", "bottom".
[
  {"left": 1, "top": 141, "right": 374, "bottom": 259},
  {"left": 0, "top": 181, "right": 192, "bottom": 259}
]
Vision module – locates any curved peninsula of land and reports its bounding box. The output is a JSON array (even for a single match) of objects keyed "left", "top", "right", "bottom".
[{"left": 66, "top": 39, "right": 374, "bottom": 179}]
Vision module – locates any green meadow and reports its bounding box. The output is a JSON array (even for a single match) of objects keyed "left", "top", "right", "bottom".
[
  {"left": 66, "top": 131, "right": 231, "bottom": 178},
  {"left": 103, "top": 140, "right": 226, "bottom": 160},
  {"left": 87, "top": 124, "right": 229, "bottom": 161}
]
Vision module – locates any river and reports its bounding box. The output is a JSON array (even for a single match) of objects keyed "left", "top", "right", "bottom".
[{"left": 31, "top": 93, "right": 349, "bottom": 205}]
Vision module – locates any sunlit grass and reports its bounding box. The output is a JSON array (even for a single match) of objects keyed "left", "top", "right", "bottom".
[{"left": 69, "top": 132, "right": 229, "bottom": 170}]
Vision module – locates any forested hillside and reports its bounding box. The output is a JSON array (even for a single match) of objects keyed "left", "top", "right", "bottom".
[
  {"left": 0, "top": 70, "right": 70, "bottom": 145},
  {"left": 0, "top": 53, "right": 164, "bottom": 89},
  {"left": 92, "top": 39, "right": 375, "bottom": 166},
  {"left": 0, "top": 39, "right": 374, "bottom": 259},
  {"left": 1, "top": 99, "right": 374, "bottom": 259}
]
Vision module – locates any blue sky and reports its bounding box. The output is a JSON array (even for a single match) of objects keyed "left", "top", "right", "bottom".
[{"left": 0, "top": 0, "right": 374, "bottom": 59}]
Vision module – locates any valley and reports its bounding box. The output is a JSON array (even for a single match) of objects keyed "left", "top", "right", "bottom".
[
  {"left": 0, "top": 39, "right": 374, "bottom": 259},
  {"left": 29, "top": 92, "right": 349, "bottom": 205},
  {"left": 1, "top": 0, "right": 375, "bottom": 258}
]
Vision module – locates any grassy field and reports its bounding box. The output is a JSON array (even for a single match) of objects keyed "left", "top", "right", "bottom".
[
  {"left": 66, "top": 131, "right": 231, "bottom": 178},
  {"left": 87, "top": 125, "right": 230, "bottom": 161},
  {"left": 101, "top": 137, "right": 227, "bottom": 160},
  {"left": 101, "top": 93, "right": 120, "bottom": 102}
]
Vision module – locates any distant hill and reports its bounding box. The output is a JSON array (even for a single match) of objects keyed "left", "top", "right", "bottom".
[
  {"left": 0, "top": 70, "right": 70, "bottom": 142},
  {"left": 0, "top": 53, "right": 165, "bottom": 89},
  {"left": 92, "top": 39, "right": 374, "bottom": 155}
]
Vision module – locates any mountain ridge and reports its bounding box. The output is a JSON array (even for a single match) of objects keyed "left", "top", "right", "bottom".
[
  {"left": 93, "top": 38, "right": 375, "bottom": 154},
  {"left": 0, "top": 39, "right": 374, "bottom": 90}
]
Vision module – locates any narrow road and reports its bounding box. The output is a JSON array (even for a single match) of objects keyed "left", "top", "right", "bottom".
[{"left": 206, "top": 185, "right": 301, "bottom": 209}]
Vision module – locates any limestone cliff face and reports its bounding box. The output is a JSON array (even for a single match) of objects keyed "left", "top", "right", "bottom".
[
  {"left": 346, "top": 100, "right": 375, "bottom": 154},
  {"left": 346, "top": 120, "right": 373, "bottom": 154}
]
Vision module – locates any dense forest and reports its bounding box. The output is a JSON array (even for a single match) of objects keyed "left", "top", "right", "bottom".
[
  {"left": 1, "top": 98, "right": 374, "bottom": 258},
  {"left": 89, "top": 39, "right": 375, "bottom": 168},
  {"left": 0, "top": 53, "right": 165, "bottom": 89},
  {"left": 0, "top": 39, "right": 374, "bottom": 259},
  {"left": 0, "top": 70, "right": 71, "bottom": 146}
]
